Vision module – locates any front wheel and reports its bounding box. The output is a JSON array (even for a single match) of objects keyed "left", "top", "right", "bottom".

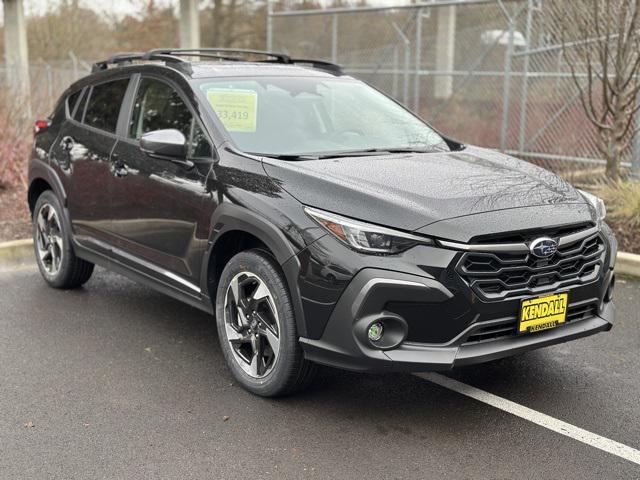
[
  {"left": 215, "top": 249, "right": 316, "bottom": 397},
  {"left": 32, "top": 190, "right": 94, "bottom": 289}
]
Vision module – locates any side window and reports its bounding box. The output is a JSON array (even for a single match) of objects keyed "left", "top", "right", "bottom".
[
  {"left": 66, "top": 89, "right": 83, "bottom": 118},
  {"left": 74, "top": 89, "right": 88, "bottom": 122},
  {"left": 129, "top": 78, "right": 193, "bottom": 140},
  {"left": 190, "top": 123, "right": 212, "bottom": 159},
  {"left": 130, "top": 78, "right": 212, "bottom": 159},
  {"left": 83, "top": 78, "right": 129, "bottom": 133}
]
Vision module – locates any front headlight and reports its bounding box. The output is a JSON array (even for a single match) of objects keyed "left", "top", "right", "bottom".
[
  {"left": 578, "top": 189, "right": 606, "bottom": 223},
  {"left": 304, "top": 207, "right": 433, "bottom": 254}
]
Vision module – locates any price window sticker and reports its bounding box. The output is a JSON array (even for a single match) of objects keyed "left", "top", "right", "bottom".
[{"left": 206, "top": 89, "right": 258, "bottom": 132}]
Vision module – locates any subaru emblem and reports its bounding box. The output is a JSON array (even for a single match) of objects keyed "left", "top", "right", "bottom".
[{"left": 530, "top": 237, "right": 558, "bottom": 258}]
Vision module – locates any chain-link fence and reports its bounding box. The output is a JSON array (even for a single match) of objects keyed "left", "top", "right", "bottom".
[
  {"left": 2, "top": 1, "right": 639, "bottom": 181},
  {"left": 0, "top": 55, "right": 91, "bottom": 119},
  {"left": 268, "top": 0, "right": 640, "bottom": 181},
  {"left": 0, "top": 55, "right": 91, "bottom": 188}
]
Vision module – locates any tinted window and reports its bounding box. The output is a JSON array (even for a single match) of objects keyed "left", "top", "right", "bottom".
[
  {"left": 129, "top": 78, "right": 193, "bottom": 140},
  {"left": 84, "top": 78, "right": 129, "bottom": 133},
  {"left": 190, "top": 123, "right": 212, "bottom": 158},
  {"left": 67, "top": 89, "right": 83, "bottom": 117},
  {"left": 73, "top": 89, "right": 88, "bottom": 122},
  {"left": 129, "top": 78, "right": 212, "bottom": 158}
]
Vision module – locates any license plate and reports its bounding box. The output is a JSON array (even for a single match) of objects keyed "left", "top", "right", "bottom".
[{"left": 518, "top": 293, "right": 568, "bottom": 334}]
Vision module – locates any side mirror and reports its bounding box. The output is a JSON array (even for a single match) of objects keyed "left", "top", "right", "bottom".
[{"left": 140, "top": 129, "right": 187, "bottom": 159}]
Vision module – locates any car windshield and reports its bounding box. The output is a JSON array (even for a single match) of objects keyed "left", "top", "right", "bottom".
[{"left": 196, "top": 76, "right": 448, "bottom": 157}]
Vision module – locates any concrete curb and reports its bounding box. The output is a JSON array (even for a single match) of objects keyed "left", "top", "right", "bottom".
[
  {"left": 616, "top": 252, "right": 640, "bottom": 279},
  {"left": 0, "top": 238, "right": 34, "bottom": 267},
  {"left": 0, "top": 238, "right": 639, "bottom": 279}
]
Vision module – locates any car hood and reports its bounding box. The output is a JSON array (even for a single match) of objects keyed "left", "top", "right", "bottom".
[{"left": 261, "top": 146, "right": 587, "bottom": 233}]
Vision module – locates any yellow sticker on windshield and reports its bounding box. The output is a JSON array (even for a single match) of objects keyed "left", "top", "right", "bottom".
[{"left": 206, "top": 89, "right": 257, "bottom": 132}]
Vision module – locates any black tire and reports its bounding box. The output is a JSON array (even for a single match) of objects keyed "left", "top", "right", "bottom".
[
  {"left": 215, "top": 249, "right": 317, "bottom": 397},
  {"left": 32, "top": 190, "right": 94, "bottom": 289}
]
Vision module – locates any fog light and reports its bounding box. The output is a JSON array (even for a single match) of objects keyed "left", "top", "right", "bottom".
[{"left": 368, "top": 322, "right": 384, "bottom": 342}]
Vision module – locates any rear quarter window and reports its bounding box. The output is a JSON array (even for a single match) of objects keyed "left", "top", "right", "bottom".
[
  {"left": 83, "top": 78, "right": 129, "bottom": 133},
  {"left": 66, "top": 89, "right": 83, "bottom": 117},
  {"left": 73, "top": 90, "right": 88, "bottom": 122}
]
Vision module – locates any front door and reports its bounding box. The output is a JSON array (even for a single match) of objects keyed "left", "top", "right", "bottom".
[{"left": 109, "top": 77, "right": 214, "bottom": 293}]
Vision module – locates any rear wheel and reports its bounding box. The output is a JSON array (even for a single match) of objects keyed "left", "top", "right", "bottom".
[
  {"left": 33, "top": 190, "right": 94, "bottom": 289},
  {"left": 215, "top": 249, "right": 316, "bottom": 397}
]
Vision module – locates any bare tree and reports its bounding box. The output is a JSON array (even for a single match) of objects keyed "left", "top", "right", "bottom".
[{"left": 558, "top": 0, "right": 640, "bottom": 181}]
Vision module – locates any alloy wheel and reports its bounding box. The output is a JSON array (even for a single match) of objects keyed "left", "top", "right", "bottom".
[
  {"left": 35, "top": 203, "right": 63, "bottom": 275},
  {"left": 223, "top": 271, "right": 281, "bottom": 378}
]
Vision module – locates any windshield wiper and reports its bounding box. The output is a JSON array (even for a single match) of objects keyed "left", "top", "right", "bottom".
[
  {"left": 251, "top": 147, "right": 443, "bottom": 161},
  {"left": 249, "top": 152, "right": 319, "bottom": 161},
  {"left": 314, "top": 147, "right": 439, "bottom": 159}
]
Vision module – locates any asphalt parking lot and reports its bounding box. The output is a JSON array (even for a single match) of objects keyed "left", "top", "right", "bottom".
[{"left": 1, "top": 263, "right": 639, "bottom": 479}]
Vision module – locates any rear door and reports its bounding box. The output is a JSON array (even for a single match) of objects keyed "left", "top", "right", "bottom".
[
  {"left": 58, "top": 77, "right": 130, "bottom": 253},
  {"left": 109, "top": 76, "right": 214, "bottom": 293}
]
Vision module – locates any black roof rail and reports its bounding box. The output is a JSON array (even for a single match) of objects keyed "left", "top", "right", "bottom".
[
  {"left": 92, "top": 48, "right": 343, "bottom": 75},
  {"left": 92, "top": 52, "right": 144, "bottom": 72},
  {"left": 91, "top": 52, "right": 189, "bottom": 72},
  {"left": 143, "top": 48, "right": 293, "bottom": 64}
]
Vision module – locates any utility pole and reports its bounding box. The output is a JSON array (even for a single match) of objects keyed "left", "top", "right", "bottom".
[
  {"left": 633, "top": 95, "right": 640, "bottom": 180},
  {"left": 413, "top": 8, "right": 423, "bottom": 113},
  {"left": 434, "top": 6, "right": 456, "bottom": 100},
  {"left": 266, "top": 0, "right": 273, "bottom": 51},
  {"left": 3, "top": 0, "right": 31, "bottom": 111},
  {"left": 179, "top": 0, "right": 201, "bottom": 49}
]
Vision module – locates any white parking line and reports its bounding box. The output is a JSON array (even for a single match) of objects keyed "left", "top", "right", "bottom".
[{"left": 415, "top": 372, "right": 640, "bottom": 467}]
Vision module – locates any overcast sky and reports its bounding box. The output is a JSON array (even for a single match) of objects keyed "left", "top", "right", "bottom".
[
  {"left": 22, "top": 0, "right": 174, "bottom": 18},
  {"left": 0, "top": 0, "right": 166, "bottom": 23},
  {"left": 2, "top": 0, "right": 409, "bottom": 22}
]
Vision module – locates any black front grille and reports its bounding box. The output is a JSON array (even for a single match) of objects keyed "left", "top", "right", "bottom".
[
  {"left": 463, "top": 302, "right": 599, "bottom": 344},
  {"left": 457, "top": 231, "right": 605, "bottom": 301}
]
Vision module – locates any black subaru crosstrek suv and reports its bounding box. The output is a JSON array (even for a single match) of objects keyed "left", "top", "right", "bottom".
[{"left": 28, "top": 49, "right": 617, "bottom": 397}]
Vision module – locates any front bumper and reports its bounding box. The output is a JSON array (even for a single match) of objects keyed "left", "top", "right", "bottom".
[
  {"left": 299, "top": 266, "right": 615, "bottom": 372},
  {"left": 291, "top": 213, "right": 617, "bottom": 372},
  {"left": 294, "top": 214, "right": 617, "bottom": 372}
]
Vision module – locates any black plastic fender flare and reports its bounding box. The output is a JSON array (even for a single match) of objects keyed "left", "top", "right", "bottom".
[
  {"left": 28, "top": 158, "right": 75, "bottom": 239},
  {"left": 202, "top": 202, "right": 308, "bottom": 337},
  {"left": 28, "top": 158, "right": 68, "bottom": 208}
]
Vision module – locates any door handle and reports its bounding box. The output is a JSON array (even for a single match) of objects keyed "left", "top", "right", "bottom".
[
  {"left": 60, "top": 136, "right": 75, "bottom": 151},
  {"left": 114, "top": 165, "right": 128, "bottom": 177},
  {"left": 57, "top": 136, "right": 75, "bottom": 170},
  {"left": 111, "top": 156, "right": 129, "bottom": 178}
]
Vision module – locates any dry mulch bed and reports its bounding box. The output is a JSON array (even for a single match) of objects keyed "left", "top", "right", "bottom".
[{"left": 0, "top": 186, "right": 31, "bottom": 242}]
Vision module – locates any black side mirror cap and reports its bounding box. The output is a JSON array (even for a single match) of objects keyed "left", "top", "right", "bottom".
[{"left": 140, "top": 129, "right": 187, "bottom": 159}]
